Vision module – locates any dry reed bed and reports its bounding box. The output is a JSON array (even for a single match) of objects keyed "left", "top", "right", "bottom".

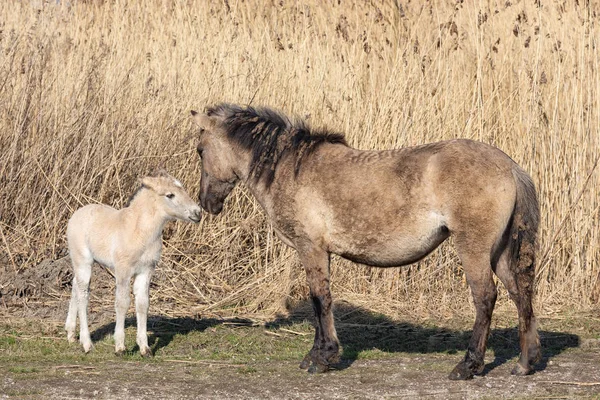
[{"left": 0, "top": 1, "right": 598, "bottom": 319}]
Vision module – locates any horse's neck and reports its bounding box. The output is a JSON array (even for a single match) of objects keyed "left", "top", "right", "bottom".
[{"left": 241, "top": 158, "right": 294, "bottom": 218}]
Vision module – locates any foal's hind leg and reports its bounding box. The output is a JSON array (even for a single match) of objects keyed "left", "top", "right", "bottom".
[
  {"left": 133, "top": 268, "right": 153, "bottom": 357},
  {"left": 70, "top": 255, "right": 93, "bottom": 353},
  {"left": 297, "top": 245, "right": 340, "bottom": 373},
  {"left": 495, "top": 249, "right": 540, "bottom": 375},
  {"left": 449, "top": 243, "right": 497, "bottom": 380},
  {"left": 65, "top": 280, "right": 79, "bottom": 343}
]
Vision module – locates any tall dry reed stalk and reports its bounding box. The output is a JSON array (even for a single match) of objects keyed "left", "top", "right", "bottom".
[{"left": 1, "top": 0, "right": 598, "bottom": 319}]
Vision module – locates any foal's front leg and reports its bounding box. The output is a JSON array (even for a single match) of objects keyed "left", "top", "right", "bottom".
[
  {"left": 297, "top": 246, "right": 340, "bottom": 373},
  {"left": 133, "top": 268, "right": 153, "bottom": 357},
  {"left": 114, "top": 272, "right": 131, "bottom": 355}
]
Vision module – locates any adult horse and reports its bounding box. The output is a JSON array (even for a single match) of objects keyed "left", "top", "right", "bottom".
[{"left": 191, "top": 103, "right": 540, "bottom": 380}]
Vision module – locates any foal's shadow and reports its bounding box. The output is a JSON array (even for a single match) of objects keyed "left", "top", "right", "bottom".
[
  {"left": 267, "top": 300, "right": 579, "bottom": 375},
  {"left": 90, "top": 315, "right": 248, "bottom": 355}
]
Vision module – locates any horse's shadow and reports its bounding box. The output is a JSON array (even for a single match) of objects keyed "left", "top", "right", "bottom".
[
  {"left": 267, "top": 300, "right": 579, "bottom": 375},
  {"left": 90, "top": 300, "right": 579, "bottom": 376}
]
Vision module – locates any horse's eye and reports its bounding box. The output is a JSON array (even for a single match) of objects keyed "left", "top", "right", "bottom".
[{"left": 166, "top": 193, "right": 175, "bottom": 199}]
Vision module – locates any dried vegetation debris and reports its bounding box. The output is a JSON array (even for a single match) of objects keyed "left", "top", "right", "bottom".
[
  {"left": 0, "top": 0, "right": 598, "bottom": 317},
  {"left": 0, "top": 257, "right": 71, "bottom": 303}
]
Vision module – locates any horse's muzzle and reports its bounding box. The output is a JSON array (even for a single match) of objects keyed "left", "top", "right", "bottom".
[
  {"left": 206, "top": 201, "right": 223, "bottom": 215},
  {"left": 200, "top": 195, "right": 223, "bottom": 215}
]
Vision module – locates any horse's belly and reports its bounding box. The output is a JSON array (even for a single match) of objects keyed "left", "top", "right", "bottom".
[{"left": 331, "top": 226, "right": 449, "bottom": 268}]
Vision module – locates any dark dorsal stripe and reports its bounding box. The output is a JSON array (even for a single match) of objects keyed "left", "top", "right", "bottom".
[{"left": 206, "top": 103, "right": 347, "bottom": 188}]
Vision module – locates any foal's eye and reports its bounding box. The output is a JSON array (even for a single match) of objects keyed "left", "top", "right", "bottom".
[{"left": 166, "top": 193, "right": 175, "bottom": 199}]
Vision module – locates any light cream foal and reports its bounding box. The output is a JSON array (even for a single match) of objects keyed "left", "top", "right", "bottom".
[{"left": 65, "top": 170, "right": 201, "bottom": 356}]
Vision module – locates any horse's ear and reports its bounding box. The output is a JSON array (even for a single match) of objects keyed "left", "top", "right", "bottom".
[{"left": 191, "top": 110, "right": 215, "bottom": 129}]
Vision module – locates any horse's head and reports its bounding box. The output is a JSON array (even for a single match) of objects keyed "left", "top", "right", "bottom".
[
  {"left": 191, "top": 109, "right": 241, "bottom": 215},
  {"left": 139, "top": 169, "right": 202, "bottom": 222}
]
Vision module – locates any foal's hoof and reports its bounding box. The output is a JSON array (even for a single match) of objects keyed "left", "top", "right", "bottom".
[
  {"left": 448, "top": 363, "right": 474, "bottom": 380},
  {"left": 511, "top": 363, "right": 532, "bottom": 376},
  {"left": 115, "top": 348, "right": 126, "bottom": 357},
  {"left": 140, "top": 348, "right": 153, "bottom": 358},
  {"left": 67, "top": 333, "right": 77, "bottom": 343},
  {"left": 82, "top": 342, "right": 93, "bottom": 354}
]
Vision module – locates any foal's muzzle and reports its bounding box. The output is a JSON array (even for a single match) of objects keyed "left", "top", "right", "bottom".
[{"left": 189, "top": 208, "right": 202, "bottom": 223}]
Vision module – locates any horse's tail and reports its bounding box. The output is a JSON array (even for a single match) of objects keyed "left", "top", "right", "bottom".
[
  {"left": 507, "top": 164, "right": 541, "bottom": 369},
  {"left": 509, "top": 165, "right": 539, "bottom": 282}
]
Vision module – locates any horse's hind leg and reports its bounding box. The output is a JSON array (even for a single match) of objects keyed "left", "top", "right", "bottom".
[
  {"left": 298, "top": 245, "right": 339, "bottom": 373},
  {"left": 449, "top": 243, "right": 497, "bottom": 380},
  {"left": 133, "top": 268, "right": 153, "bottom": 357},
  {"left": 494, "top": 249, "right": 540, "bottom": 375}
]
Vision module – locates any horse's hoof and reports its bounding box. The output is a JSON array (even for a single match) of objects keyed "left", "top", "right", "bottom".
[
  {"left": 82, "top": 342, "right": 93, "bottom": 354},
  {"left": 299, "top": 356, "right": 311, "bottom": 370},
  {"left": 511, "top": 363, "right": 532, "bottom": 376},
  {"left": 327, "top": 354, "right": 341, "bottom": 365},
  {"left": 448, "top": 363, "right": 474, "bottom": 380},
  {"left": 307, "top": 362, "right": 329, "bottom": 374},
  {"left": 67, "top": 333, "right": 77, "bottom": 343},
  {"left": 115, "top": 348, "right": 126, "bottom": 357}
]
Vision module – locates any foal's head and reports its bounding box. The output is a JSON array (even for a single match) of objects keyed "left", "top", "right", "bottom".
[{"left": 138, "top": 170, "right": 202, "bottom": 223}]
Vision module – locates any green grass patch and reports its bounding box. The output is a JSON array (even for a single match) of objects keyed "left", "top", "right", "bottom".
[
  {"left": 3, "top": 389, "right": 43, "bottom": 397},
  {"left": 237, "top": 365, "right": 258, "bottom": 374},
  {"left": 0, "top": 309, "right": 594, "bottom": 370},
  {"left": 8, "top": 366, "right": 39, "bottom": 373}
]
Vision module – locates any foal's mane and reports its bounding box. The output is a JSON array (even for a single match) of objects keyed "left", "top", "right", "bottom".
[
  {"left": 206, "top": 103, "right": 347, "bottom": 188},
  {"left": 124, "top": 169, "right": 173, "bottom": 207}
]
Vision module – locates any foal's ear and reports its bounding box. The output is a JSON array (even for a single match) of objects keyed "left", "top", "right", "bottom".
[
  {"left": 191, "top": 110, "right": 215, "bottom": 129},
  {"left": 140, "top": 176, "right": 160, "bottom": 192},
  {"left": 148, "top": 167, "right": 169, "bottom": 178}
]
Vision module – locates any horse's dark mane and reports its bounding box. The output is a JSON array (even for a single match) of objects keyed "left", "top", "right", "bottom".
[{"left": 206, "top": 103, "right": 347, "bottom": 188}]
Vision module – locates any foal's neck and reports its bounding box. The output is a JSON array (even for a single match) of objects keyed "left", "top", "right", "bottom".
[{"left": 125, "top": 189, "right": 169, "bottom": 243}]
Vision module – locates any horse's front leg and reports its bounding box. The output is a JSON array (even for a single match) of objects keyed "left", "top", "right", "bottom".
[
  {"left": 297, "top": 246, "right": 339, "bottom": 373},
  {"left": 133, "top": 267, "right": 153, "bottom": 357}
]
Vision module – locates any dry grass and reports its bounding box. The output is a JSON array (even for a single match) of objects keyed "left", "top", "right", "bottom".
[{"left": 0, "top": 0, "right": 598, "bottom": 319}]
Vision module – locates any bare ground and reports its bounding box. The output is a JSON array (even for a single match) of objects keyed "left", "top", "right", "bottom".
[
  {"left": 2, "top": 346, "right": 600, "bottom": 399},
  {"left": 1, "top": 261, "right": 600, "bottom": 399},
  {"left": 1, "top": 302, "right": 600, "bottom": 399}
]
